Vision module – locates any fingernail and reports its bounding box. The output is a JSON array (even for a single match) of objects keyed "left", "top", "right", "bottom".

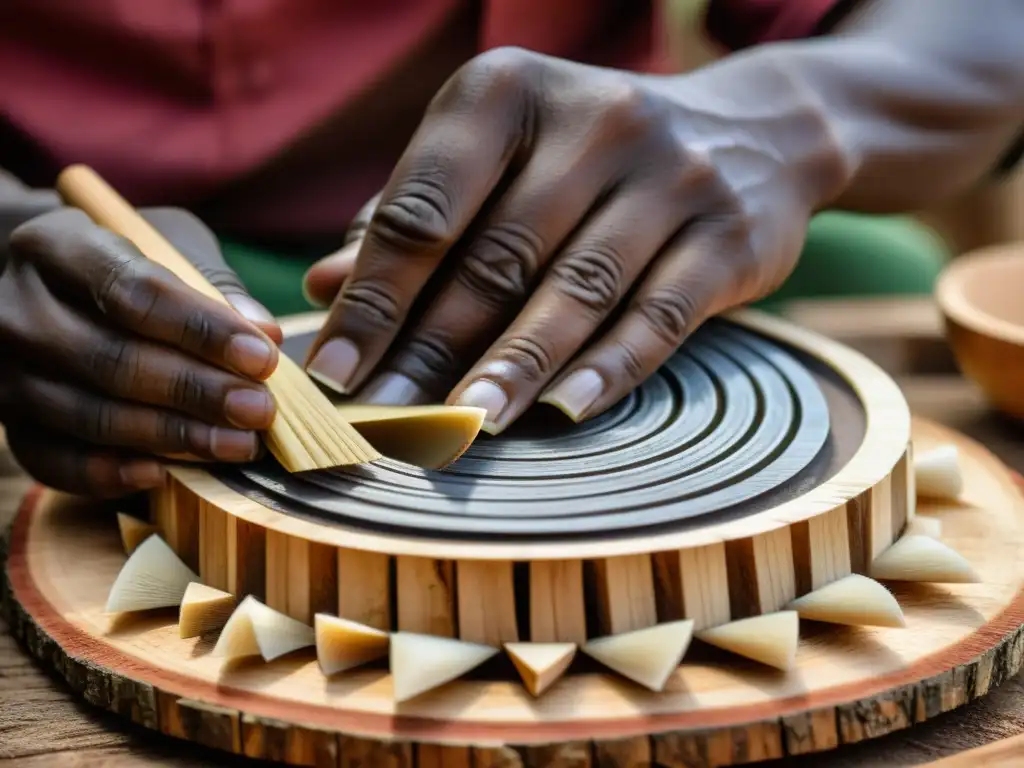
[
  {"left": 540, "top": 368, "right": 604, "bottom": 422},
  {"left": 224, "top": 388, "right": 275, "bottom": 429},
  {"left": 228, "top": 294, "right": 276, "bottom": 326},
  {"left": 119, "top": 461, "right": 165, "bottom": 489},
  {"left": 357, "top": 372, "right": 432, "bottom": 406},
  {"left": 226, "top": 334, "right": 275, "bottom": 379},
  {"left": 454, "top": 380, "right": 508, "bottom": 432},
  {"left": 307, "top": 338, "right": 361, "bottom": 394},
  {"left": 209, "top": 428, "right": 260, "bottom": 462}
]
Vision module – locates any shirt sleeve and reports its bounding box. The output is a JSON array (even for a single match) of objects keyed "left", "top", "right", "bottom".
[{"left": 704, "top": 0, "right": 857, "bottom": 51}]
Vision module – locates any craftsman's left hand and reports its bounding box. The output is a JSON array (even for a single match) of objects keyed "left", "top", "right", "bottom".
[{"left": 304, "top": 47, "right": 842, "bottom": 432}]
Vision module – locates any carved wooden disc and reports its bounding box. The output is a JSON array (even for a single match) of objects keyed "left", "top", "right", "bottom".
[
  {"left": 224, "top": 318, "right": 836, "bottom": 539},
  {"left": 3, "top": 419, "right": 1023, "bottom": 767}
]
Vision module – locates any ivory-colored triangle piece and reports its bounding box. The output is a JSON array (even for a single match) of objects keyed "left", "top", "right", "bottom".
[
  {"left": 870, "top": 535, "right": 980, "bottom": 583},
  {"left": 787, "top": 574, "right": 905, "bottom": 628},
  {"left": 581, "top": 620, "right": 694, "bottom": 692},
  {"left": 389, "top": 632, "right": 498, "bottom": 703},
  {"left": 212, "top": 596, "right": 315, "bottom": 661},
  {"left": 315, "top": 613, "right": 390, "bottom": 676},
  {"left": 504, "top": 642, "right": 577, "bottom": 697},
  {"left": 116, "top": 513, "right": 157, "bottom": 555},
  {"left": 105, "top": 534, "right": 198, "bottom": 613},
  {"left": 179, "top": 582, "right": 236, "bottom": 639},
  {"left": 211, "top": 596, "right": 261, "bottom": 660},
  {"left": 914, "top": 444, "right": 963, "bottom": 500},
  {"left": 695, "top": 611, "right": 800, "bottom": 671},
  {"left": 336, "top": 404, "right": 486, "bottom": 469},
  {"left": 905, "top": 515, "right": 942, "bottom": 538}
]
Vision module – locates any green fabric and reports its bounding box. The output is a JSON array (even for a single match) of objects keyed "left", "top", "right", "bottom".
[
  {"left": 219, "top": 240, "right": 320, "bottom": 317},
  {"left": 219, "top": 211, "right": 951, "bottom": 317},
  {"left": 754, "top": 212, "right": 950, "bottom": 310}
]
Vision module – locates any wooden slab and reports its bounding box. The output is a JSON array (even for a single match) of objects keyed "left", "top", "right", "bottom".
[{"left": 3, "top": 418, "right": 1023, "bottom": 767}]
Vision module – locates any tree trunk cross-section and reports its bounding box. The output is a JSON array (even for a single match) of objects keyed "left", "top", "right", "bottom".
[{"left": 4, "top": 417, "right": 1024, "bottom": 767}]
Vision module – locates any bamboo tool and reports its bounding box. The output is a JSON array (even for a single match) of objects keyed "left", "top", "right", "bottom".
[{"left": 56, "top": 165, "right": 380, "bottom": 473}]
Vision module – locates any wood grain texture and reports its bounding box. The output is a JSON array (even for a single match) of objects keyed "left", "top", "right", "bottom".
[
  {"left": 147, "top": 307, "right": 913, "bottom": 655},
  {"left": 6, "top": 297, "right": 1024, "bottom": 768},
  {"left": 4, "top": 418, "right": 1022, "bottom": 767},
  {"left": 163, "top": 308, "right": 910, "bottom": 562}
]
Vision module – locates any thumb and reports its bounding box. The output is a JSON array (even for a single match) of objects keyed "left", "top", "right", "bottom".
[
  {"left": 301, "top": 191, "right": 379, "bottom": 308},
  {"left": 140, "top": 207, "right": 282, "bottom": 344},
  {"left": 302, "top": 239, "right": 359, "bottom": 308}
]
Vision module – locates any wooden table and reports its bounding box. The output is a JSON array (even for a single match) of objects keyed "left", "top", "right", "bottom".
[{"left": 3, "top": 297, "right": 1024, "bottom": 767}]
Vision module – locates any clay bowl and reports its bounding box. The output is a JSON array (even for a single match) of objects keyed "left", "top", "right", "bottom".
[{"left": 935, "top": 242, "right": 1024, "bottom": 419}]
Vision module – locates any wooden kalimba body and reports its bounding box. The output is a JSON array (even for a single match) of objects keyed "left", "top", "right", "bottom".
[{"left": 4, "top": 309, "right": 1023, "bottom": 767}]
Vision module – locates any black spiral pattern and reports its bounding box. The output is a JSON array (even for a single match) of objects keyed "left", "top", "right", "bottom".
[{"left": 213, "top": 318, "right": 838, "bottom": 541}]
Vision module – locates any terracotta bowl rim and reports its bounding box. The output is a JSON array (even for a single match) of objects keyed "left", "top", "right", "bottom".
[{"left": 935, "top": 243, "right": 1024, "bottom": 348}]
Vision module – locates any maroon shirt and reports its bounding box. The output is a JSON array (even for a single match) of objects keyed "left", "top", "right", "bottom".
[{"left": 0, "top": 0, "right": 841, "bottom": 239}]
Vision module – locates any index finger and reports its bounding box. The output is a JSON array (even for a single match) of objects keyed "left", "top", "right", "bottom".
[{"left": 305, "top": 55, "right": 533, "bottom": 394}]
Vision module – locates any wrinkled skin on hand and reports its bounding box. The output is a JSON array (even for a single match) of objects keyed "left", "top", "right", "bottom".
[
  {"left": 304, "top": 47, "right": 838, "bottom": 433},
  {"left": 0, "top": 206, "right": 282, "bottom": 497}
]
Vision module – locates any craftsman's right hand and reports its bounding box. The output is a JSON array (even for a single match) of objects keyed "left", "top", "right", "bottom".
[{"left": 0, "top": 205, "right": 282, "bottom": 497}]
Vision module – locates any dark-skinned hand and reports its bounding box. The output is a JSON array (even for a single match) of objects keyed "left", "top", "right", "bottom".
[
  {"left": 0, "top": 201, "right": 283, "bottom": 497},
  {"left": 303, "top": 48, "right": 842, "bottom": 433}
]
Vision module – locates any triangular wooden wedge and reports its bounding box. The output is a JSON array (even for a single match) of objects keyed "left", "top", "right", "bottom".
[
  {"left": 504, "top": 642, "right": 577, "bottom": 697},
  {"left": 116, "top": 512, "right": 157, "bottom": 554},
  {"left": 179, "top": 582, "right": 236, "bottom": 638},
  {"left": 914, "top": 444, "right": 963, "bottom": 500},
  {"left": 905, "top": 515, "right": 942, "bottom": 538},
  {"left": 695, "top": 611, "right": 799, "bottom": 671},
  {"left": 337, "top": 404, "right": 486, "bottom": 469},
  {"left": 105, "top": 534, "right": 198, "bottom": 613},
  {"left": 787, "top": 574, "right": 905, "bottom": 628},
  {"left": 389, "top": 632, "right": 498, "bottom": 703},
  {"left": 870, "top": 535, "right": 980, "bottom": 583},
  {"left": 212, "top": 596, "right": 315, "bottom": 661},
  {"left": 581, "top": 620, "right": 694, "bottom": 692},
  {"left": 315, "top": 613, "right": 390, "bottom": 676}
]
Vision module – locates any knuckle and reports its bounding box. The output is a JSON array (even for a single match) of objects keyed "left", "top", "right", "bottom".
[
  {"left": 89, "top": 336, "right": 139, "bottom": 393},
  {"left": 724, "top": 212, "right": 757, "bottom": 252},
  {"left": 600, "top": 80, "right": 656, "bottom": 139},
  {"left": 346, "top": 193, "right": 381, "bottom": 244},
  {"left": 634, "top": 286, "right": 699, "bottom": 348},
  {"left": 614, "top": 339, "right": 647, "bottom": 381},
  {"left": 388, "top": 330, "right": 459, "bottom": 391},
  {"left": 457, "top": 46, "right": 536, "bottom": 94},
  {"left": 341, "top": 280, "right": 403, "bottom": 330},
  {"left": 8, "top": 208, "right": 89, "bottom": 258},
  {"left": 90, "top": 240, "right": 159, "bottom": 320},
  {"left": 168, "top": 366, "right": 208, "bottom": 411},
  {"left": 456, "top": 222, "right": 542, "bottom": 309},
  {"left": 549, "top": 243, "right": 625, "bottom": 314},
  {"left": 178, "top": 305, "right": 216, "bottom": 351},
  {"left": 497, "top": 335, "right": 555, "bottom": 383},
  {"left": 370, "top": 179, "right": 454, "bottom": 253},
  {"left": 7, "top": 220, "right": 50, "bottom": 261},
  {"left": 154, "top": 412, "right": 192, "bottom": 453},
  {"left": 663, "top": 145, "right": 723, "bottom": 202},
  {"left": 79, "top": 396, "right": 116, "bottom": 444}
]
